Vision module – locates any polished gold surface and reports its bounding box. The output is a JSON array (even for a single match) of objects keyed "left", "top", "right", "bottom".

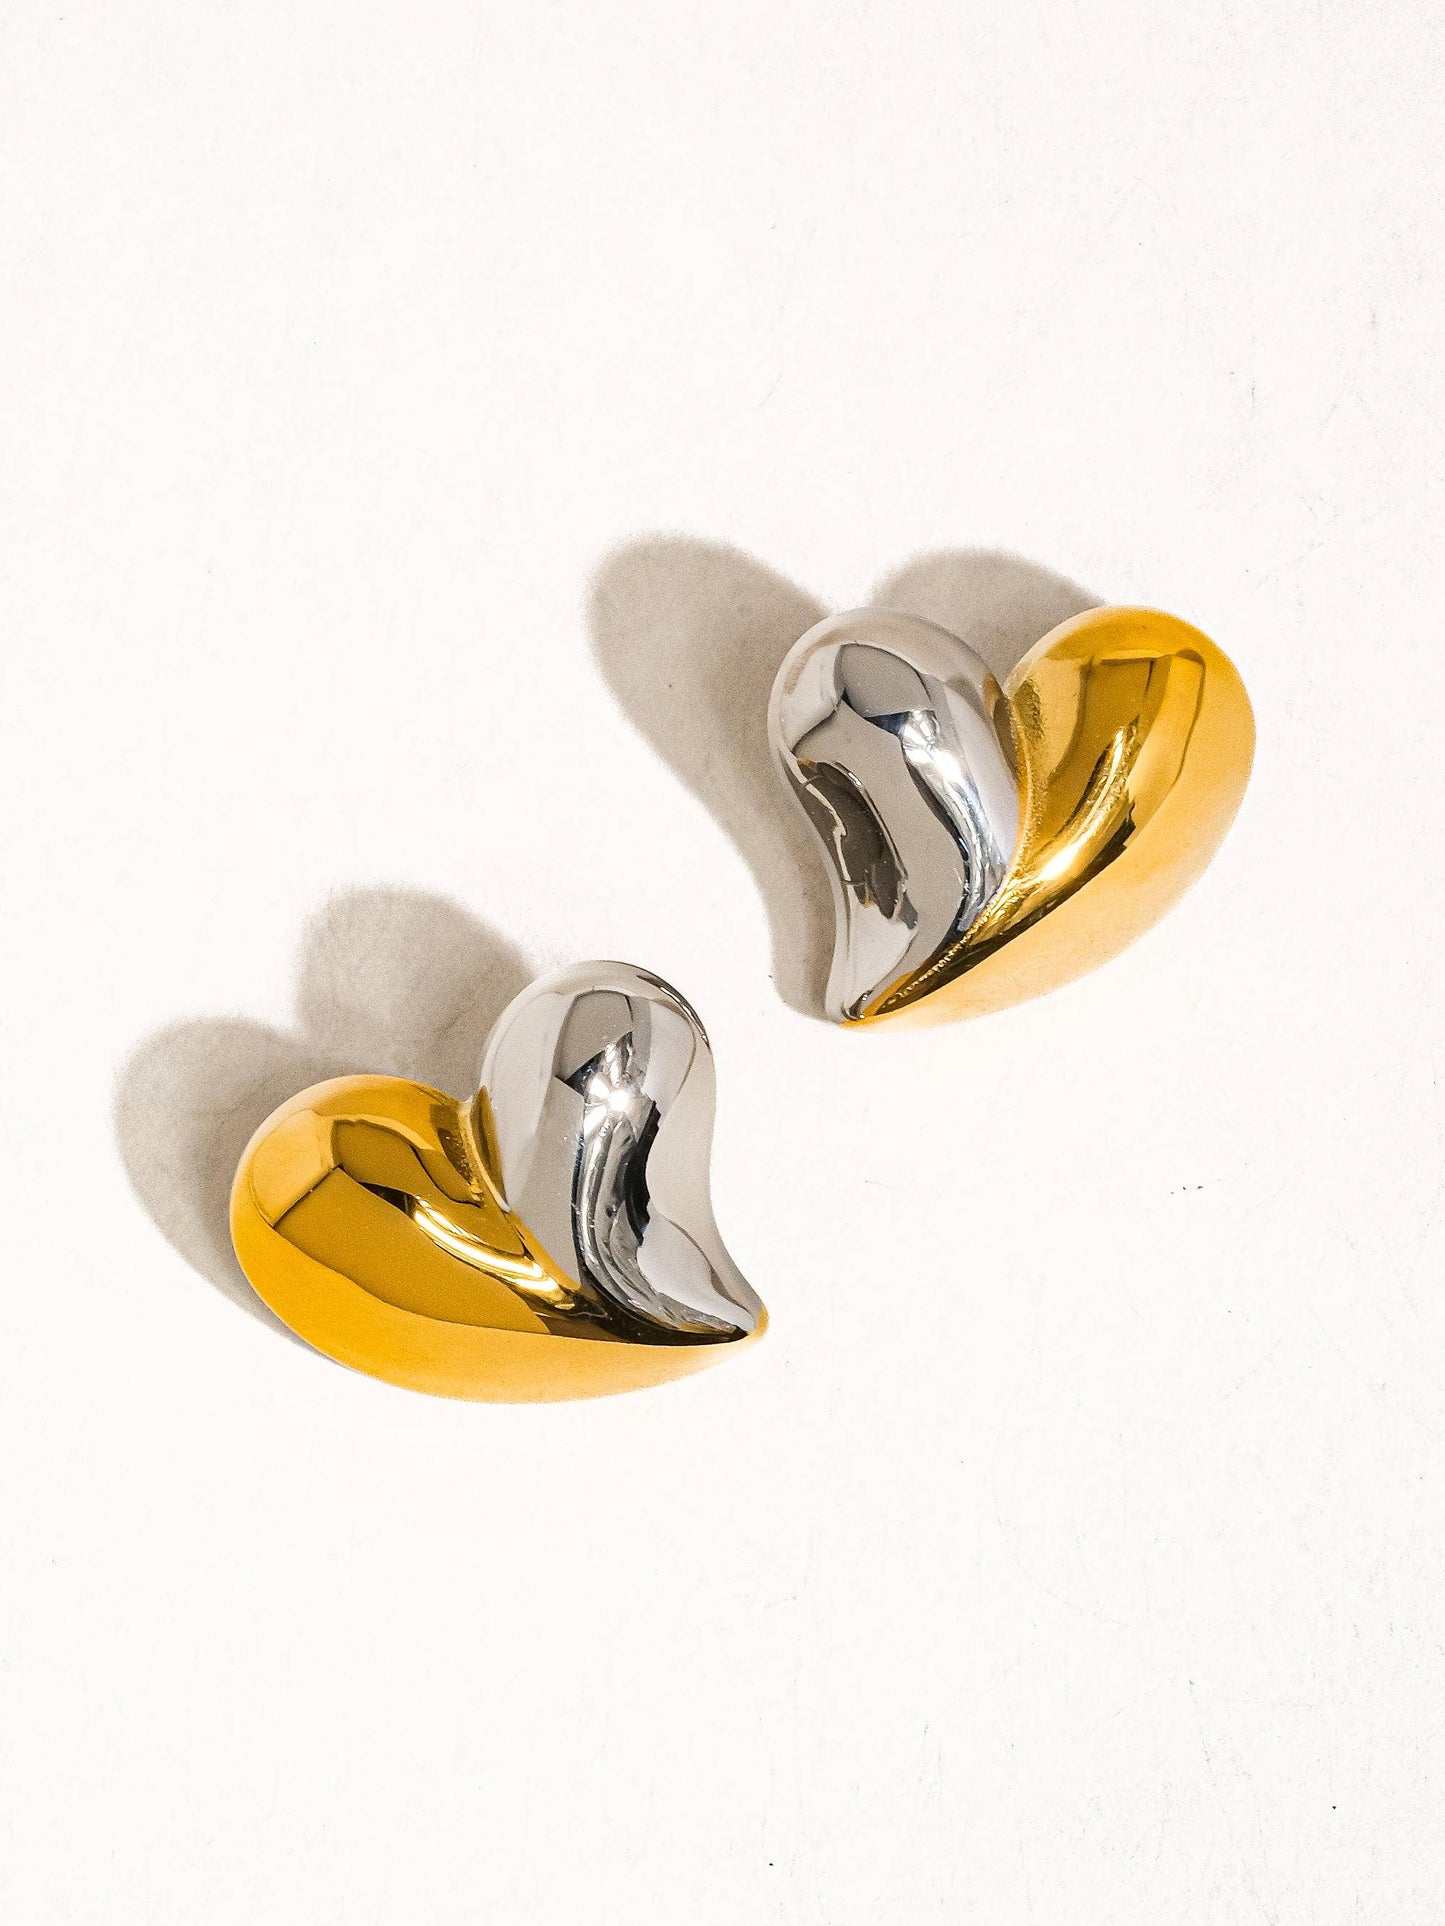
[
  {"left": 774, "top": 606, "right": 1255, "bottom": 1026},
  {"left": 875, "top": 608, "right": 1253, "bottom": 1023},
  {"left": 230, "top": 966, "right": 764, "bottom": 1401}
]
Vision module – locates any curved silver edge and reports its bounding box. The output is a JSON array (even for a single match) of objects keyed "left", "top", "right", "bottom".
[{"left": 477, "top": 961, "right": 761, "bottom": 1340}]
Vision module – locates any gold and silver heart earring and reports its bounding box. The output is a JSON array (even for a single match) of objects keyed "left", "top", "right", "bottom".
[
  {"left": 770, "top": 605, "right": 1254, "bottom": 1026},
  {"left": 230, "top": 962, "right": 764, "bottom": 1401}
]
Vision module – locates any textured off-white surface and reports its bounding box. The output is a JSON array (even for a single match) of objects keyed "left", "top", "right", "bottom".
[{"left": 3, "top": 5, "right": 1443, "bottom": 1921}]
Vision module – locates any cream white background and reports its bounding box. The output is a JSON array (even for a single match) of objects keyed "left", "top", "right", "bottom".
[{"left": 3, "top": 4, "right": 1443, "bottom": 1921}]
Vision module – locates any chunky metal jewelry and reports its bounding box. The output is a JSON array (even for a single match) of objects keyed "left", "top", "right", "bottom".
[
  {"left": 230, "top": 962, "right": 764, "bottom": 1401},
  {"left": 770, "top": 605, "right": 1254, "bottom": 1025}
]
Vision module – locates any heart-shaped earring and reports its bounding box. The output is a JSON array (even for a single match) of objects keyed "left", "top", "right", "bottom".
[
  {"left": 770, "top": 605, "right": 1254, "bottom": 1025},
  {"left": 230, "top": 961, "right": 764, "bottom": 1401}
]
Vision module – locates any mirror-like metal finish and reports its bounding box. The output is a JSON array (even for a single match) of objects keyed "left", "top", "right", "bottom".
[
  {"left": 769, "top": 611, "right": 1021, "bottom": 1021},
  {"left": 231, "top": 962, "right": 764, "bottom": 1401},
  {"left": 771, "top": 606, "right": 1254, "bottom": 1026}
]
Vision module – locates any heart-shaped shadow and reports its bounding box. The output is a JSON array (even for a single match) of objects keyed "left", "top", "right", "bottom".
[
  {"left": 114, "top": 888, "right": 534, "bottom": 1337},
  {"left": 589, "top": 538, "right": 1098, "bottom": 1017}
]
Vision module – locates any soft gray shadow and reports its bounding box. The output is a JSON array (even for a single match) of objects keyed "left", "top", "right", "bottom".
[
  {"left": 590, "top": 537, "right": 833, "bottom": 1015},
  {"left": 870, "top": 548, "right": 1100, "bottom": 685},
  {"left": 589, "top": 536, "right": 1099, "bottom": 1016},
  {"left": 115, "top": 887, "right": 533, "bottom": 1335}
]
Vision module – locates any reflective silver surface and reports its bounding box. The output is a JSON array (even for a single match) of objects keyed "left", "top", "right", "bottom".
[
  {"left": 769, "top": 611, "right": 1021, "bottom": 1022},
  {"left": 479, "top": 961, "right": 761, "bottom": 1342}
]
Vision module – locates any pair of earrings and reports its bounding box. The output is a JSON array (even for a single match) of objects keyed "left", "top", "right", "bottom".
[{"left": 232, "top": 602, "right": 1253, "bottom": 1401}]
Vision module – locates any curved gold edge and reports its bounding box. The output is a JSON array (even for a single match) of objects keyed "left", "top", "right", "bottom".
[
  {"left": 228, "top": 1078, "right": 766, "bottom": 1403},
  {"left": 845, "top": 605, "right": 1256, "bottom": 1029}
]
